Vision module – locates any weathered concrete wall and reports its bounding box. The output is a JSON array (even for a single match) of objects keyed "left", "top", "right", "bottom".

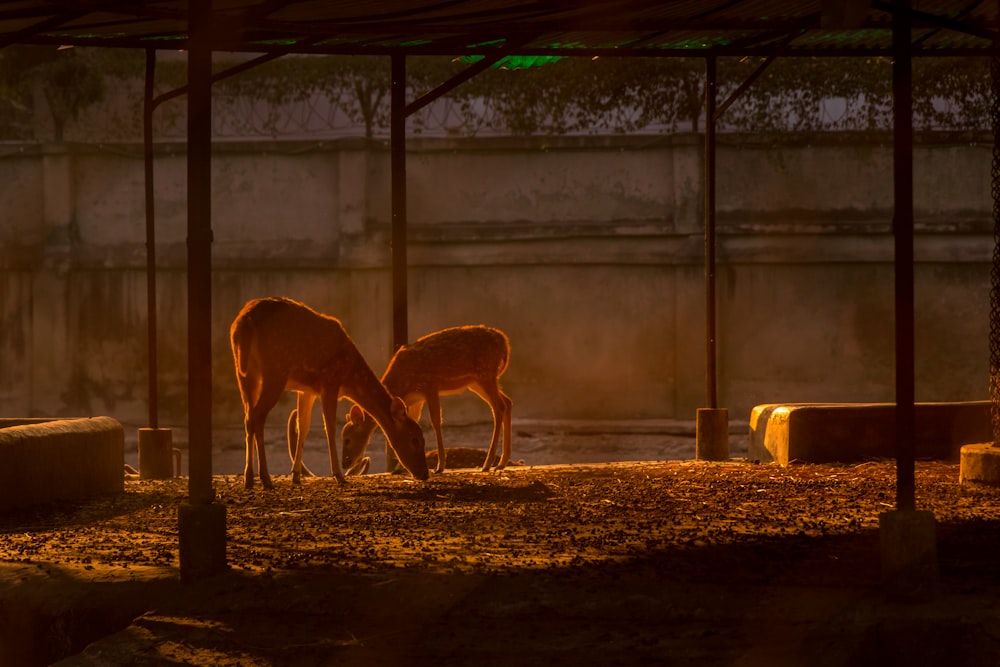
[{"left": 0, "top": 134, "right": 991, "bottom": 440}]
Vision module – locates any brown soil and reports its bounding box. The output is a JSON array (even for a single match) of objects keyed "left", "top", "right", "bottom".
[{"left": 2, "top": 457, "right": 1000, "bottom": 666}]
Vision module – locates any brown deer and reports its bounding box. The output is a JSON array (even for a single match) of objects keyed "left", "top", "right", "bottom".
[
  {"left": 337, "top": 325, "right": 512, "bottom": 474},
  {"left": 230, "top": 297, "right": 429, "bottom": 489}
]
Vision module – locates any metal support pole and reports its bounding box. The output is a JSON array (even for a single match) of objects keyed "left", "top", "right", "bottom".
[
  {"left": 384, "top": 54, "right": 409, "bottom": 473},
  {"left": 143, "top": 48, "right": 159, "bottom": 431},
  {"left": 187, "top": 2, "right": 214, "bottom": 506},
  {"left": 391, "top": 54, "right": 408, "bottom": 352},
  {"left": 989, "top": 4, "right": 1000, "bottom": 450},
  {"left": 704, "top": 55, "right": 719, "bottom": 410},
  {"left": 696, "top": 55, "right": 729, "bottom": 461},
  {"left": 177, "top": 0, "right": 226, "bottom": 583},
  {"left": 892, "top": 0, "right": 916, "bottom": 512}
]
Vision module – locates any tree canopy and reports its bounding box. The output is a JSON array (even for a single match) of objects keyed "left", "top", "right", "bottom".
[{"left": 0, "top": 47, "right": 989, "bottom": 141}]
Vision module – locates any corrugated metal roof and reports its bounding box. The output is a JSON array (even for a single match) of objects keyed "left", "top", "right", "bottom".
[{"left": 0, "top": 1, "right": 995, "bottom": 57}]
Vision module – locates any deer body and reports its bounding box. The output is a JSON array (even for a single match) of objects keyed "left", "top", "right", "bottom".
[
  {"left": 340, "top": 325, "right": 512, "bottom": 474},
  {"left": 230, "top": 297, "right": 429, "bottom": 489}
]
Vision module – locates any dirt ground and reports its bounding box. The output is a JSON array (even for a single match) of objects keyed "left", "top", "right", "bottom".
[{"left": 2, "top": 439, "right": 1000, "bottom": 666}]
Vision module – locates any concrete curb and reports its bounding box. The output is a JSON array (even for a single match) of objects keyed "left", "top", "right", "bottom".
[
  {"left": 0, "top": 417, "right": 124, "bottom": 510},
  {"left": 748, "top": 401, "right": 990, "bottom": 465}
]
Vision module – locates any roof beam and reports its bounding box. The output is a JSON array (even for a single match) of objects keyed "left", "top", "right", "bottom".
[
  {"left": 711, "top": 31, "right": 799, "bottom": 123},
  {"left": 872, "top": 0, "right": 999, "bottom": 43},
  {"left": 0, "top": 10, "right": 85, "bottom": 50},
  {"left": 713, "top": 53, "right": 778, "bottom": 123},
  {"left": 403, "top": 38, "right": 536, "bottom": 117},
  {"left": 150, "top": 35, "right": 327, "bottom": 110}
]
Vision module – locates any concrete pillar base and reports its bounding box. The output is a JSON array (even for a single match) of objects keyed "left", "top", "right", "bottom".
[
  {"left": 959, "top": 443, "right": 1000, "bottom": 486},
  {"left": 879, "top": 509, "right": 938, "bottom": 602},
  {"left": 696, "top": 408, "right": 730, "bottom": 461},
  {"left": 178, "top": 502, "right": 227, "bottom": 583},
  {"left": 138, "top": 427, "right": 175, "bottom": 479}
]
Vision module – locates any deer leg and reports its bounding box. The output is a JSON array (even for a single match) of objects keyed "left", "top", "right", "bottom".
[
  {"left": 238, "top": 372, "right": 264, "bottom": 489},
  {"left": 287, "top": 407, "right": 318, "bottom": 479},
  {"left": 253, "top": 415, "right": 274, "bottom": 490},
  {"left": 320, "top": 393, "right": 347, "bottom": 485},
  {"left": 424, "top": 394, "right": 447, "bottom": 473},
  {"left": 242, "top": 406, "right": 257, "bottom": 489},
  {"left": 290, "top": 394, "right": 316, "bottom": 484},
  {"left": 498, "top": 390, "right": 513, "bottom": 469},
  {"left": 472, "top": 383, "right": 506, "bottom": 471},
  {"left": 244, "top": 410, "right": 273, "bottom": 489},
  {"left": 248, "top": 383, "right": 284, "bottom": 490}
]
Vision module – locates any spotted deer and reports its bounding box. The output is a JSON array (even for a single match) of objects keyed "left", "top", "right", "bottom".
[
  {"left": 229, "top": 297, "right": 429, "bottom": 489},
  {"left": 335, "top": 325, "right": 512, "bottom": 474}
]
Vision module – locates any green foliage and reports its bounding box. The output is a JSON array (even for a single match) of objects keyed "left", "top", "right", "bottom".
[
  {"left": 913, "top": 57, "right": 990, "bottom": 131},
  {"left": 210, "top": 53, "right": 984, "bottom": 137},
  {"left": 0, "top": 46, "right": 990, "bottom": 141},
  {"left": 0, "top": 46, "right": 141, "bottom": 141},
  {"left": 718, "top": 56, "right": 989, "bottom": 134},
  {"left": 206, "top": 55, "right": 391, "bottom": 137}
]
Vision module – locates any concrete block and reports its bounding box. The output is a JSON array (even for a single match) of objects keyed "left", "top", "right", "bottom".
[
  {"left": 0, "top": 417, "right": 124, "bottom": 510},
  {"left": 959, "top": 442, "right": 1000, "bottom": 487},
  {"left": 138, "top": 427, "right": 175, "bottom": 479},
  {"left": 178, "top": 502, "right": 228, "bottom": 583},
  {"left": 748, "top": 401, "right": 990, "bottom": 465},
  {"left": 696, "top": 408, "right": 730, "bottom": 461},
  {"left": 879, "top": 510, "right": 939, "bottom": 602}
]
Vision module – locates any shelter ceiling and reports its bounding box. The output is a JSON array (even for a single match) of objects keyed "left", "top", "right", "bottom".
[{"left": 0, "top": 1, "right": 995, "bottom": 57}]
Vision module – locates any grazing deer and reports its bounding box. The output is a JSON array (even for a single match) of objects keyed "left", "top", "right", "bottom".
[
  {"left": 229, "top": 297, "right": 429, "bottom": 489},
  {"left": 338, "top": 325, "right": 512, "bottom": 474}
]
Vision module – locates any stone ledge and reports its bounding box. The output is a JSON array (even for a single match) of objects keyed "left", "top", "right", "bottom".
[
  {"left": 0, "top": 417, "right": 124, "bottom": 510},
  {"left": 749, "top": 401, "right": 990, "bottom": 466}
]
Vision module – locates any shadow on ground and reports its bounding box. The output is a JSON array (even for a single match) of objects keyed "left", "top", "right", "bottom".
[{"left": 1, "top": 459, "right": 998, "bottom": 666}]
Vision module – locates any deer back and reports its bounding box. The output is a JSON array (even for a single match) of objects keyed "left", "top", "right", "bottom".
[{"left": 383, "top": 325, "right": 510, "bottom": 397}]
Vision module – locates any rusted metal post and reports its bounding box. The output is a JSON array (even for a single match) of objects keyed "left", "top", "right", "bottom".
[
  {"left": 892, "top": 0, "right": 916, "bottom": 513},
  {"left": 704, "top": 55, "right": 718, "bottom": 411},
  {"left": 178, "top": 0, "right": 227, "bottom": 583},
  {"left": 144, "top": 48, "right": 159, "bottom": 431},
  {"left": 386, "top": 53, "right": 408, "bottom": 473},
  {"left": 138, "top": 48, "right": 178, "bottom": 481},
  {"left": 187, "top": 4, "right": 214, "bottom": 507},
  {"left": 391, "top": 53, "right": 408, "bottom": 352},
  {"left": 696, "top": 55, "right": 729, "bottom": 461}
]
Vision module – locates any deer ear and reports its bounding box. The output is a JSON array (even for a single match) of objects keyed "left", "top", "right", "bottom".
[
  {"left": 390, "top": 397, "right": 408, "bottom": 424},
  {"left": 348, "top": 404, "right": 365, "bottom": 424}
]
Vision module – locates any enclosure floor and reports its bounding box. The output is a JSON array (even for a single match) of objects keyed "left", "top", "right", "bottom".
[{"left": 2, "top": 458, "right": 999, "bottom": 666}]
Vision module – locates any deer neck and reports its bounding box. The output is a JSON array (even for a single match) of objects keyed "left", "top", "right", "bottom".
[{"left": 342, "top": 357, "right": 397, "bottom": 432}]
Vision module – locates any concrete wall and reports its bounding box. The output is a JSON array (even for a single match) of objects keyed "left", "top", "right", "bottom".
[{"left": 0, "top": 133, "right": 991, "bottom": 438}]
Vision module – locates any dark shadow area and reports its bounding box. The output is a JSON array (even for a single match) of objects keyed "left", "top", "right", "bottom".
[
  {"left": 3, "top": 462, "right": 999, "bottom": 665},
  {"left": 0, "top": 484, "right": 182, "bottom": 534},
  {"left": 4, "top": 523, "right": 998, "bottom": 667}
]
